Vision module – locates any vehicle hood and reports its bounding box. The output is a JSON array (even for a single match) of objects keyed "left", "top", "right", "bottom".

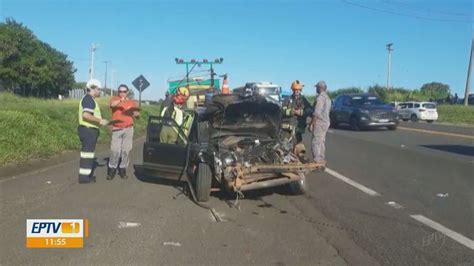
[
  {"left": 206, "top": 94, "right": 282, "bottom": 139},
  {"left": 358, "top": 105, "right": 394, "bottom": 112}
]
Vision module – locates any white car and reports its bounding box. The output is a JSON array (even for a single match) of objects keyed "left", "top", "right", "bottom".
[{"left": 397, "top": 102, "right": 438, "bottom": 123}]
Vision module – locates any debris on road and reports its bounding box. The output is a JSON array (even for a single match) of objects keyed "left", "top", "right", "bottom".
[
  {"left": 163, "top": 242, "right": 181, "bottom": 247},
  {"left": 386, "top": 201, "right": 404, "bottom": 209},
  {"left": 46, "top": 181, "right": 52, "bottom": 184},
  {"left": 118, "top": 222, "right": 141, "bottom": 228},
  {"left": 436, "top": 193, "right": 449, "bottom": 198}
]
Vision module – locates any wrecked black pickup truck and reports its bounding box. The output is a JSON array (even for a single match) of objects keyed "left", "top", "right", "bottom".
[{"left": 135, "top": 91, "right": 324, "bottom": 202}]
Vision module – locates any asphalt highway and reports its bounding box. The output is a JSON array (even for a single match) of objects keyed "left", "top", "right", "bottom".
[{"left": 0, "top": 122, "right": 472, "bottom": 265}]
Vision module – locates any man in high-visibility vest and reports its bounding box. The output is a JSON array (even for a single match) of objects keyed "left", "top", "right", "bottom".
[
  {"left": 78, "top": 79, "right": 109, "bottom": 184},
  {"left": 281, "top": 80, "right": 313, "bottom": 160},
  {"left": 160, "top": 87, "right": 193, "bottom": 144}
]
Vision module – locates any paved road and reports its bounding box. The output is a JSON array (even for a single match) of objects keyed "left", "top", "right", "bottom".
[{"left": 0, "top": 123, "right": 473, "bottom": 265}]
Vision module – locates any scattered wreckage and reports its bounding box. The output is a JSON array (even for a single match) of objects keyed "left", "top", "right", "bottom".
[{"left": 135, "top": 87, "right": 324, "bottom": 202}]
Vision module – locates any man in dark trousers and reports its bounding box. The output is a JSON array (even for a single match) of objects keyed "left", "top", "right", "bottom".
[
  {"left": 77, "top": 79, "right": 109, "bottom": 184},
  {"left": 281, "top": 80, "right": 313, "bottom": 160}
]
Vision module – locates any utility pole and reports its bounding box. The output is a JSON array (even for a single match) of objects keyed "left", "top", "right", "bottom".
[
  {"left": 111, "top": 70, "right": 116, "bottom": 97},
  {"left": 89, "top": 43, "right": 98, "bottom": 80},
  {"left": 386, "top": 43, "right": 394, "bottom": 90},
  {"left": 464, "top": 38, "right": 473, "bottom": 106},
  {"left": 103, "top": 61, "right": 109, "bottom": 95}
]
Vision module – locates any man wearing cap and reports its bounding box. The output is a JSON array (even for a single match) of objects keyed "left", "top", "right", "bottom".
[
  {"left": 160, "top": 87, "right": 193, "bottom": 144},
  {"left": 281, "top": 80, "right": 313, "bottom": 160},
  {"left": 106, "top": 84, "right": 140, "bottom": 180},
  {"left": 311, "top": 81, "right": 332, "bottom": 166},
  {"left": 78, "top": 79, "right": 109, "bottom": 184}
]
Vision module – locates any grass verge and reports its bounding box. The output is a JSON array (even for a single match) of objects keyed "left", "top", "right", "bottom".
[
  {"left": 436, "top": 105, "right": 474, "bottom": 126},
  {"left": 0, "top": 92, "right": 161, "bottom": 167}
]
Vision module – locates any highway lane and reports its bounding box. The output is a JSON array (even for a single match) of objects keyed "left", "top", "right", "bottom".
[
  {"left": 324, "top": 125, "right": 473, "bottom": 238},
  {"left": 303, "top": 124, "right": 473, "bottom": 263},
  {"left": 0, "top": 123, "right": 472, "bottom": 265},
  {"left": 0, "top": 138, "right": 356, "bottom": 265}
]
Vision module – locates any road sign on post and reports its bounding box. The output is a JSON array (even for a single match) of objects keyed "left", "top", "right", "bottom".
[{"left": 132, "top": 75, "right": 150, "bottom": 107}]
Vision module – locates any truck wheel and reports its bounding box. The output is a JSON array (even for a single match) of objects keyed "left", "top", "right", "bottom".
[
  {"left": 196, "top": 163, "right": 212, "bottom": 202},
  {"left": 387, "top": 125, "right": 397, "bottom": 130},
  {"left": 427, "top": 120, "right": 434, "bottom": 123},
  {"left": 288, "top": 173, "right": 307, "bottom": 195},
  {"left": 411, "top": 114, "right": 418, "bottom": 122}
]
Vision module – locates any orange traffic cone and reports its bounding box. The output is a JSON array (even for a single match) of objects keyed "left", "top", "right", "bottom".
[{"left": 221, "top": 76, "right": 230, "bottom": 94}]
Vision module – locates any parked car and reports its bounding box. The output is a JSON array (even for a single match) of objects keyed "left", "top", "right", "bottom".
[
  {"left": 135, "top": 90, "right": 323, "bottom": 202},
  {"left": 233, "top": 81, "right": 282, "bottom": 104},
  {"left": 330, "top": 94, "right": 399, "bottom": 130},
  {"left": 396, "top": 102, "right": 438, "bottom": 123}
]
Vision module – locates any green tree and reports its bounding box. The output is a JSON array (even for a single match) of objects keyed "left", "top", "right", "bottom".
[
  {"left": 328, "top": 87, "right": 364, "bottom": 99},
  {"left": 0, "top": 18, "right": 76, "bottom": 97},
  {"left": 367, "top": 84, "right": 388, "bottom": 101},
  {"left": 420, "top": 82, "right": 450, "bottom": 100}
]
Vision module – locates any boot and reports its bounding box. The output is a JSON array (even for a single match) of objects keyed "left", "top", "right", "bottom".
[
  {"left": 118, "top": 168, "right": 128, "bottom": 179},
  {"left": 107, "top": 167, "right": 116, "bottom": 180}
]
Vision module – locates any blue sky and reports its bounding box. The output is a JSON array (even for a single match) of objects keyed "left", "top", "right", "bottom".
[{"left": 1, "top": 0, "right": 472, "bottom": 100}]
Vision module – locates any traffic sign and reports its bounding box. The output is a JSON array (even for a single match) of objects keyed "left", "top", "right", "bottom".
[
  {"left": 132, "top": 75, "right": 150, "bottom": 92},
  {"left": 132, "top": 75, "right": 150, "bottom": 107}
]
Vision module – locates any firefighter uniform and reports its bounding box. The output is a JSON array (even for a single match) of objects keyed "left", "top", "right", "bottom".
[
  {"left": 282, "top": 94, "right": 313, "bottom": 143},
  {"left": 78, "top": 93, "right": 102, "bottom": 183},
  {"left": 159, "top": 87, "right": 193, "bottom": 145}
]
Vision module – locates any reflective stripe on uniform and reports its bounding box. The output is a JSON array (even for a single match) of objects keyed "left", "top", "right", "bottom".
[
  {"left": 281, "top": 123, "right": 295, "bottom": 130},
  {"left": 80, "top": 152, "right": 95, "bottom": 159},
  {"left": 79, "top": 96, "right": 102, "bottom": 129},
  {"left": 79, "top": 168, "right": 92, "bottom": 175},
  {"left": 161, "top": 106, "right": 184, "bottom": 125}
]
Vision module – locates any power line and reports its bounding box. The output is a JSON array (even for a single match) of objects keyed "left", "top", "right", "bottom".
[
  {"left": 382, "top": 0, "right": 471, "bottom": 18},
  {"left": 341, "top": 0, "right": 473, "bottom": 23}
]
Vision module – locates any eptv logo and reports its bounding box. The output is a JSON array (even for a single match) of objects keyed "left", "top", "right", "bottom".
[
  {"left": 31, "top": 221, "right": 80, "bottom": 234},
  {"left": 26, "top": 219, "right": 88, "bottom": 248}
]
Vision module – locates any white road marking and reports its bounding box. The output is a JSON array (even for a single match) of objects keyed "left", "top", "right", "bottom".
[
  {"left": 410, "top": 215, "right": 474, "bottom": 250},
  {"left": 386, "top": 201, "right": 404, "bottom": 209},
  {"left": 325, "top": 168, "right": 381, "bottom": 197},
  {"left": 163, "top": 242, "right": 181, "bottom": 247},
  {"left": 118, "top": 222, "right": 141, "bottom": 228}
]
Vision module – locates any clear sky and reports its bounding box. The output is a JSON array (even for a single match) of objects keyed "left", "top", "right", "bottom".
[{"left": 1, "top": 0, "right": 472, "bottom": 100}]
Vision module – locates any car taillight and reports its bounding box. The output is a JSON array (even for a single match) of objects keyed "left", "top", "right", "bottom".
[{"left": 419, "top": 109, "right": 425, "bottom": 112}]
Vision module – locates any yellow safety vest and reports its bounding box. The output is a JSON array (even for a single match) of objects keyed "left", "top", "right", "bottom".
[
  {"left": 79, "top": 95, "right": 102, "bottom": 129},
  {"left": 161, "top": 106, "right": 193, "bottom": 142}
]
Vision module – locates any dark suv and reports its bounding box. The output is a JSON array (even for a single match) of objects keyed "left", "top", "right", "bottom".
[{"left": 330, "top": 94, "right": 399, "bottom": 130}]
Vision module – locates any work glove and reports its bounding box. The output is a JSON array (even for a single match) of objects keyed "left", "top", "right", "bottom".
[
  {"left": 99, "top": 119, "right": 109, "bottom": 126},
  {"left": 294, "top": 109, "right": 303, "bottom": 116}
]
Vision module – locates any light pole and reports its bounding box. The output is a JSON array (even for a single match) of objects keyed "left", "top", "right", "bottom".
[
  {"left": 103, "top": 61, "right": 109, "bottom": 96},
  {"left": 386, "top": 43, "right": 393, "bottom": 90},
  {"left": 89, "top": 43, "right": 98, "bottom": 80},
  {"left": 464, "top": 38, "right": 473, "bottom": 106}
]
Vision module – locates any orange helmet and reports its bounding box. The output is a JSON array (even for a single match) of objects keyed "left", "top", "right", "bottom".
[
  {"left": 177, "top": 87, "right": 190, "bottom": 98},
  {"left": 173, "top": 87, "right": 189, "bottom": 105},
  {"left": 291, "top": 80, "right": 304, "bottom": 91}
]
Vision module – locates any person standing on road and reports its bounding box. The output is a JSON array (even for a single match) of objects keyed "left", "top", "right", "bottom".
[
  {"left": 310, "top": 81, "right": 332, "bottom": 166},
  {"left": 78, "top": 79, "right": 109, "bottom": 184},
  {"left": 160, "top": 87, "right": 193, "bottom": 144},
  {"left": 107, "top": 84, "right": 140, "bottom": 180},
  {"left": 282, "top": 80, "right": 313, "bottom": 160}
]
